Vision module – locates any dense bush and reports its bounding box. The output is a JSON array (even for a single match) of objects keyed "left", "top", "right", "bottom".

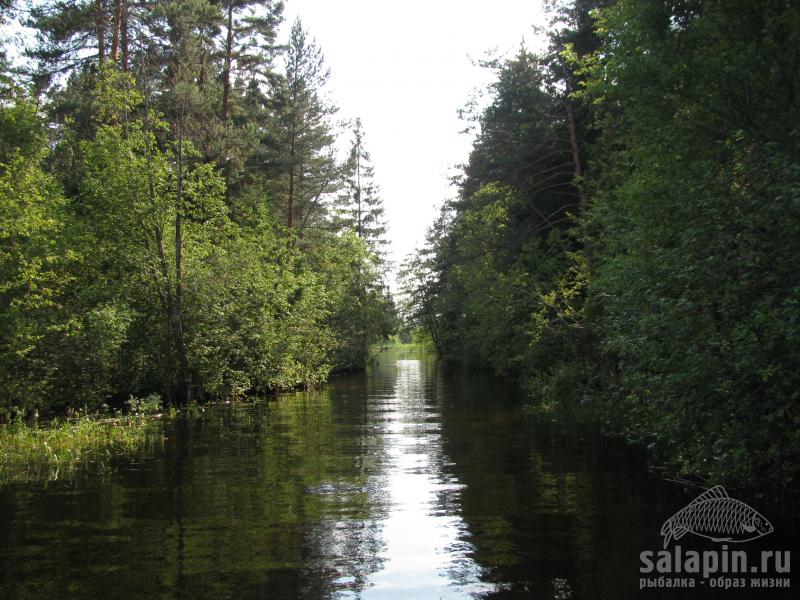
[
  {"left": 402, "top": 0, "right": 800, "bottom": 496},
  {"left": 585, "top": 0, "right": 800, "bottom": 493},
  {"left": 1, "top": 7, "right": 395, "bottom": 415}
]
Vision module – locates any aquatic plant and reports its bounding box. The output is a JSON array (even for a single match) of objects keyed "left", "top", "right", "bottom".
[{"left": 0, "top": 412, "right": 164, "bottom": 484}]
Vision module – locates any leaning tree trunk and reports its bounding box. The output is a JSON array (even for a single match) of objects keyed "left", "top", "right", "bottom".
[{"left": 565, "top": 100, "right": 584, "bottom": 207}]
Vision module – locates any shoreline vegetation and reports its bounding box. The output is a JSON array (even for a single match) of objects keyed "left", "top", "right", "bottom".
[
  {"left": 0, "top": 338, "right": 435, "bottom": 485},
  {"left": 398, "top": 0, "right": 800, "bottom": 503},
  {"left": 1, "top": 2, "right": 396, "bottom": 447},
  {"left": 0, "top": 340, "right": 428, "bottom": 485},
  {"left": 0, "top": 410, "right": 164, "bottom": 484},
  {"left": 1, "top": 0, "right": 798, "bottom": 505},
  {"left": 0, "top": 392, "right": 227, "bottom": 484}
]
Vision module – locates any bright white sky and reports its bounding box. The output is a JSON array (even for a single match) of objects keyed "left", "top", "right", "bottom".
[{"left": 279, "top": 0, "right": 549, "bottom": 278}]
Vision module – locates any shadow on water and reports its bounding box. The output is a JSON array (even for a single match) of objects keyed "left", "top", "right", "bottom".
[{"left": 0, "top": 347, "right": 796, "bottom": 599}]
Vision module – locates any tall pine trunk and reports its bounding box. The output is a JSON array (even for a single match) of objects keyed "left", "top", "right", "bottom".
[
  {"left": 356, "top": 134, "right": 362, "bottom": 238},
  {"left": 111, "top": 0, "right": 122, "bottom": 63},
  {"left": 120, "top": 0, "right": 128, "bottom": 71},
  {"left": 222, "top": 2, "right": 234, "bottom": 120},
  {"left": 565, "top": 101, "right": 583, "bottom": 206},
  {"left": 96, "top": 0, "right": 106, "bottom": 65},
  {"left": 287, "top": 121, "right": 296, "bottom": 228},
  {"left": 287, "top": 168, "right": 295, "bottom": 228},
  {"left": 173, "top": 116, "right": 194, "bottom": 404}
]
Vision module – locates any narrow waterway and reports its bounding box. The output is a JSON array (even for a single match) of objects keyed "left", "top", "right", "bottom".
[{"left": 0, "top": 348, "right": 794, "bottom": 598}]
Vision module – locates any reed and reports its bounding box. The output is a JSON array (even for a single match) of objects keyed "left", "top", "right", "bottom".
[{"left": 0, "top": 413, "right": 164, "bottom": 484}]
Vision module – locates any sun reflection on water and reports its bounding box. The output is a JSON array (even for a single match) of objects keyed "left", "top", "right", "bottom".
[{"left": 348, "top": 358, "right": 494, "bottom": 599}]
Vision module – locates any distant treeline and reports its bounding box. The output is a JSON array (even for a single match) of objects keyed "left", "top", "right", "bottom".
[
  {"left": 0, "top": 1, "right": 395, "bottom": 413},
  {"left": 400, "top": 0, "right": 800, "bottom": 498}
]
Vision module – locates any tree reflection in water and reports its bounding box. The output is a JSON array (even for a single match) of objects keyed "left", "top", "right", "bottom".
[{"left": 2, "top": 348, "right": 779, "bottom": 600}]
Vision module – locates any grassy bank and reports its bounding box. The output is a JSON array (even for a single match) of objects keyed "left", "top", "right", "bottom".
[
  {"left": 382, "top": 334, "right": 436, "bottom": 351},
  {"left": 0, "top": 412, "right": 165, "bottom": 484}
]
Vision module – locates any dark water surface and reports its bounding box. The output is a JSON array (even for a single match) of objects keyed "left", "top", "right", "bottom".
[{"left": 0, "top": 348, "right": 795, "bottom": 599}]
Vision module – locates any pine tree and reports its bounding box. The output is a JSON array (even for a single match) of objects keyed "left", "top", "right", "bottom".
[
  {"left": 140, "top": 0, "right": 222, "bottom": 403},
  {"left": 27, "top": 0, "right": 137, "bottom": 86},
  {"left": 218, "top": 0, "right": 283, "bottom": 121},
  {"left": 0, "top": 0, "right": 16, "bottom": 93},
  {"left": 335, "top": 118, "right": 387, "bottom": 254},
  {"left": 544, "top": 0, "right": 614, "bottom": 206},
  {"left": 266, "top": 18, "right": 337, "bottom": 233},
  {"left": 210, "top": 0, "right": 283, "bottom": 210}
]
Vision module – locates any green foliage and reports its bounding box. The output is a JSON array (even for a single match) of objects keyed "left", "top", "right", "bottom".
[
  {"left": 126, "top": 393, "right": 163, "bottom": 415},
  {"left": 308, "top": 232, "right": 395, "bottom": 371},
  {"left": 584, "top": 0, "right": 800, "bottom": 493},
  {"left": 1, "top": 6, "right": 394, "bottom": 417},
  {"left": 0, "top": 99, "right": 76, "bottom": 412},
  {"left": 402, "top": 0, "right": 800, "bottom": 499},
  {"left": 266, "top": 18, "right": 339, "bottom": 231},
  {"left": 400, "top": 43, "right": 586, "bottom": 378},
  {"left": 441, "top": 185, "right": 567, "bottom": 373},
  {"left": 334, "top": 119, "right": 388, "bottom": 254},
  {"left": 185, "top": 225, "right": 336, "bottom": 394},
  {"left": 0, "top": 412, "right": 163, "bottom": 483}
]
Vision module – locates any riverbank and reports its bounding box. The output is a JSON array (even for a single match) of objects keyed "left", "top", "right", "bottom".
[
  {"left": 0, "top": 342, "right": 403, "bottom": 485},
  {"left": 0, "top": 411, "right": 166, "bottom": 484},
  {"left": 3, "top": 347, "right": 793, "bottom": 600}
]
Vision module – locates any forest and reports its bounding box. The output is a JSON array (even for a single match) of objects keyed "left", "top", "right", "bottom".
[
  {"left": 1, "top": 0, "right": 799, "bottom": 502},
  {"left": 0, "top": 0, "right": 395, "bottom": 416},
  {"left": 399, "top": 0, "right": 800, "bottom": 500}
]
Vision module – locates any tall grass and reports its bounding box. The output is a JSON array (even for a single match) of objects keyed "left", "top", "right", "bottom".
[{"left": 0, "top": 414, "right": 164, "bottom": 484}]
